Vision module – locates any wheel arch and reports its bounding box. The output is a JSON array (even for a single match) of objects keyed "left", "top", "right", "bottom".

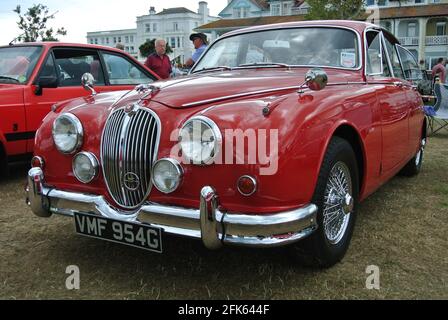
[{"left": 323, "top": 123, "right": 366, "bottom": 197}]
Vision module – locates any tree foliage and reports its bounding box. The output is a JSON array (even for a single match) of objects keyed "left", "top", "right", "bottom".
[
  {"left": 139, "top": 39, "right": 173, "bottom": 58},
  {"left": 305, "top": 0, "right": 366, "bottom": 20},
  {"left": 13, "top": 4, "right": 67, "bottom": 42}
]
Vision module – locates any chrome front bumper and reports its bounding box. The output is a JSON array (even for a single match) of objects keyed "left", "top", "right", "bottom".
[{"left": 26, "top": 167, "right": 318, "bottom": 249}]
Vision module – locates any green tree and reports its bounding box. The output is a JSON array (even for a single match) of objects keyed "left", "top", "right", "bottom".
[
  {"left": 139, "top": 39, "right": 173, "bottom": 58},
  {"left": 306, "top": 0, "right": 365, "bottom": 20},
  {"left": 13, "top": 4, "right": 67, "bottom": 42}
]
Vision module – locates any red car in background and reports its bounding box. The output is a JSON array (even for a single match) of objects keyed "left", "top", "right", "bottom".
[{"left": 0, "top": 42, "right": 159, "bottom": 175}]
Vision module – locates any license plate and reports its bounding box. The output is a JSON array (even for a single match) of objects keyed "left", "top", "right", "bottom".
[{"left": 74, "top": 212, "right": 162, "bottom": 253}]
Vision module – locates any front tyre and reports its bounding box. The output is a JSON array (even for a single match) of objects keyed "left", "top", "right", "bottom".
[{"left": 291, "top": 137, "right": 359, "bottom": 268}]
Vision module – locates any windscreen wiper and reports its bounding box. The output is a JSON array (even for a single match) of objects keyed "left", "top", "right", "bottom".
[
  {"left": 237, "top": 62, "right": 291, "bottom": 69},
  {"left": 192, "top": 66, "right": 233, "bottom": 74},
  {"left": 0, "top": 76, "right": 20, "bottom": 83}
]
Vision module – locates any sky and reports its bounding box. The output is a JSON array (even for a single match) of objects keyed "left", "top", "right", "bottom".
[{"left": 0, "top": 0, "right": 228, "bottom": 45}]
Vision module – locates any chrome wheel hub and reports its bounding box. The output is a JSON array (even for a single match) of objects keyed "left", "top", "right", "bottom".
[
  {"left": 415, "top": 138, "right": 426, "bottom": 166},
  {"left": 323, "top": 161, "right": 353, "bottom": 245}
]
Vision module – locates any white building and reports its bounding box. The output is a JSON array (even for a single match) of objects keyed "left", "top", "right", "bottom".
[
  {"left": 87, "top": 29, "right": 138, "bottom": 59},
  {"left": 365, "top": 0, "right": 448, "bottom": 69},
  {"left": 87, "top": 1, "right": 219, "bottom": 63}
]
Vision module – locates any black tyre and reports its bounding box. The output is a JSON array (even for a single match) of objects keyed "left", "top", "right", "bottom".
[
  {"left": 0, "top": 148, "right": 7, "bottom": 180},
  {"left": 399, "top": 137, "right": 426, "bottom": 177},
  {"left": 290, "top": 137, "right": 359, "bottom": 268}
]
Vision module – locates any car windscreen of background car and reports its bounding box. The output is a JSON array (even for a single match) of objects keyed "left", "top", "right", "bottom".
[
  {"left": 194, "top": 27, "right": 360, "bottom": 70},
  {"left": 0, "top": 46, "right": 42, "bottom": 84}
]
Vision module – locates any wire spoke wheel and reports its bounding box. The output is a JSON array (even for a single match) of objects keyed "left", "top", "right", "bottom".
[{"left": 323, "top": 161, "right": 353, "bottom": 245}]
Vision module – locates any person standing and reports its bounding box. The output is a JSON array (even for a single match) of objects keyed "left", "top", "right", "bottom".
[
  {"left": 144, "top": 39, "right": 172, "bottom": 79},
  {"left": 431, "top": 57, "right": 446, "bottom": 84},
  {"left": 185, "top": 33, "right": 208, "bottom": 68}
]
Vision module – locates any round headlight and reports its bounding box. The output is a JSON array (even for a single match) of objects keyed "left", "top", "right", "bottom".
[
  {"left": 52, "top": 113, "right": 83, "bottom": 154},
  {"left": 179, "top": 116, "right": 222, "bottom": 165},
  {"left": 152, "top": 158, "right": 183, "bottom": 194},
  {"left": 73, "top": 152, "right": 99, "bottom": 183}
]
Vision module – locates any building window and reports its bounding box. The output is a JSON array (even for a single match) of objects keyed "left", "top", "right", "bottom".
[
  {"left": 407, "top": 22, "right": 417, "bottom": 37},
  {"left": 94, "top": 38, "right": 98, "bottom": 44},
  {"left": 153, "top": 23, "right": 157, "bottom": 32},
  {"left": 130, "top": 36, "right": 134, "bottom": 42},
  {"left": 171, "top": 37, "right": 176, "bottom": 49},
  {"left": 173, "top": 22, "right": 179, "bottom": 31},
  {"left": 130, "top": 46, "right": 134, "bottom": 52},
  {"left": 271, "top": 4, "right": 280, "bottom": 16},
  {"left": 377, "top": 0, "right": 386, "bottom": 6},
  {"left": 113, "top": 37, "right": 117, "bottom": 43},
  {"left": 366, "top": 0, "right": 375, "bottom": 5},
  {"left": 145, "top": 23, "right": 150, "bottom": 33},
  {"left": 90, "top": 39, "right": 94, "bottom": 44},
  {"left": 233, "top": 7, "right": 249, "bottom": 18},
  {"left": 106, "top": 37, "right": 109, "bottom": 44},
  {"left": 283, "top": 2, "right": 292, "bottom": 15},
  {"left": 436, "top": 22, "right": 446, "bottom": 36},
  {"left": 118, "top": 36, "right": 121, "bottom": 43},
  {"left": 125, "top": 36, "right": 129, "bottom": 43}
]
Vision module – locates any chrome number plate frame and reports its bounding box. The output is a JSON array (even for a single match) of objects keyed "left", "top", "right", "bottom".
[{"left": 74, "top": 212, "right": 162, "bottom": 253}]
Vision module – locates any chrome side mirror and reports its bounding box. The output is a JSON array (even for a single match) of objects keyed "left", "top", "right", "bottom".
[
  {"left": 305, "top": 68, "right": 328, "bottom": 91},
  {"left": 81, "top": 73, "right": 97, "bottom": 96}
]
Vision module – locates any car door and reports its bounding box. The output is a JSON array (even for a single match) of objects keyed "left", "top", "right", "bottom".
[
  {"left": 396, "top": 44, "right": 425, "bottom": 156},
  {"left": 366, "top": 30, "right": 410, "bottom": 174}
]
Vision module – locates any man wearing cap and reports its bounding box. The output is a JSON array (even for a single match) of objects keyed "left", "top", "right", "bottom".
[{"left": 185, "top": 33, "right": 208, "bottom": 68}]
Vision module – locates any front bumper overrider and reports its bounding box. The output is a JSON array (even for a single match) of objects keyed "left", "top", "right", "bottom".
[{"left": 26, "top": 167, "right": 318, "bottom": 249}]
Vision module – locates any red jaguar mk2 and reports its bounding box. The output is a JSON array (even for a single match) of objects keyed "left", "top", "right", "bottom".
[{"left": 26, "top": 21, "right": 426, "bottom": 267}]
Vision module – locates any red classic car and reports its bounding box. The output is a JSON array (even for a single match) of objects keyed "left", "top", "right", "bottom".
[
  {"left": 0, "top": 42, "right": 159, "bottom": 175},
  {"left": 26, "top": 21, "right": 426, "bottom": 267}
]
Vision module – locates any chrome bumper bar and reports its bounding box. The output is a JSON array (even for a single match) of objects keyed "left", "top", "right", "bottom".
[{"left": 26, "top": 168, "right": 318, "bottom": 249}]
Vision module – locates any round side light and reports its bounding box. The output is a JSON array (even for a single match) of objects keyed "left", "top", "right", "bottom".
[{"left": 237, "top": 175, "right": 257, "bottom": 196}]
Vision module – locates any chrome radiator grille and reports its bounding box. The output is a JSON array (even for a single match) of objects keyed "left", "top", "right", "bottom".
[{"left": 101, "top": 107, "right": 160, "bottom": 209}]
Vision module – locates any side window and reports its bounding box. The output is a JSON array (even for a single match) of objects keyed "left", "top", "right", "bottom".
[
  {"left": 53, "top": 49, "right": 105, "bottom": 87},
  {"left": 102, "top": 52, "right": 154, "bottom": 85},
  {"left": 396, "top": 45, "right": 422, "bottom": 81},
  {"left": 383, "top": 37, "right": 405, "bottom": 79},
  {"left": 38, "top": 53, "right": 58, "bottom": 79},
  {"left": 366, "top": 31, "right": 383, "bottom": 75}
]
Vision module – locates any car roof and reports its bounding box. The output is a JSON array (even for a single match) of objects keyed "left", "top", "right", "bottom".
[
  {"left": 223, "top": 20, "right": 398, "bottom": 42},
  {"left": 0, "top": 42, "right": 128, "bottom": 55}
]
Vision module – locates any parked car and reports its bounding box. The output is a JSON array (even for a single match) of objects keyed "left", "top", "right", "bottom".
[
  {"left": 0, "top": 42, "right": 159, "bottom": 175},
  {"left": 26, "top": 21, "right": 426, "bottom": 267}
]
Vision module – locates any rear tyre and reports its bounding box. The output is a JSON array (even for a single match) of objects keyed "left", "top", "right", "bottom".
[
  {"left": 399, "top": 137, "right": 426, "bottom": 177},
  {"left": 290, "top": 137, "right": 359, "bottom": 268}
]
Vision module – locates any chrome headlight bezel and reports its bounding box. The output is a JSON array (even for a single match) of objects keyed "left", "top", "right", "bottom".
[
  {"left": 179, "top": 116, "right": 222, "bottom": 165},
  {"left": 52, "top": 113, "right": 83, "bottom": 155},
  {"left": 72, "top": 152, "right": 99, "bottom": 184},
  {"left": 151, "top": 158, "right": 184, "bottom": 194}
]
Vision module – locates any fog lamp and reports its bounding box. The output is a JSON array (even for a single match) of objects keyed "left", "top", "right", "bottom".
[
  {"left": 152, "top": 158, "right": 183, "bottom": 194},
  {"left": 73, "top": 152, "right": 98, "bottom": 183}
]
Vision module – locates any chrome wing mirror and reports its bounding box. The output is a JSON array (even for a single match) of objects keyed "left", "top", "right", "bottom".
[
  {"left": 81, "top": 73, "right": 97, "bottom": 96},
  {"left": 298, "top": 68, "right": 328, "bottom": 94}
]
